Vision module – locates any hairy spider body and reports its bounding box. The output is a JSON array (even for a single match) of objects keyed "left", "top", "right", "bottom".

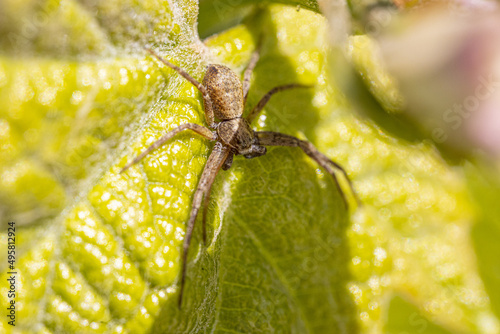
[
  {"left": 203, "top": 64, "right": 244, "bottom": 120},
  {"left": 121, "top": 46, "right": 359, "bottom": 308}
]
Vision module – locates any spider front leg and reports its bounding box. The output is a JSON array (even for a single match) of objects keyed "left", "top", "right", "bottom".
[
  {"left": 255, "top": 131, "right": 360, "bottom": 208},
  {"left": 246, "top": 84, "right": 312, "bottom": 124},
  {"left": 145, "top": 48, "right": 217, "bottom": 128},
  {"left": 200, "top": 151, "right": 234, "bottom": 244},
  {"left": 178, "top": 142, "right": 230, "bottom": 307},
  {"left": 120, "top": 123, "right": 216, "bottom": 173},
  {"left": 242, "top": 39, "right": 262, "bottom": 103}
]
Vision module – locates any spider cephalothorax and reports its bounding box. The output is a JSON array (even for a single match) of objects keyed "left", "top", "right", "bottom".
[
  {"left": 204, "top": 64, "right": 267, "bottom": 162},
  {"left": 121, "top": 46, "right": 359, "bottom": 307}
]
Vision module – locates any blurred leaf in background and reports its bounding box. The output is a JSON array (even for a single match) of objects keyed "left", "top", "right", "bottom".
[
  {"left": 374, "top": 4, "right": 500, "bottom": 158},
  {"left": 0, "top": 0, "right": 500, "bottom": 333}
]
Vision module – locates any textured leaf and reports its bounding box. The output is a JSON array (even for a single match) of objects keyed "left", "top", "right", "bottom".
[
  {"left": 0, "top": 0, "right": 499, "bottom": 333},
  {"left": 0, "top": 2, "right": 356, "bottom": 333}
]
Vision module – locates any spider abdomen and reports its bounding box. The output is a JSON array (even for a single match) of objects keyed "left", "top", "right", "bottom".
[{"left": 203, "top": 64, "right": 244, "bottom": 120}]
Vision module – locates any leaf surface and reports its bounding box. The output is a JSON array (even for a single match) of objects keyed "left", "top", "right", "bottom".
[{"left": 0, "top": 1, "right": 498, "bottom": 334}]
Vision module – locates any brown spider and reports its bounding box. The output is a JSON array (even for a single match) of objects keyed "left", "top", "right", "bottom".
[{"left": 121, "top": 45, "right": 359, "bottom": 307}]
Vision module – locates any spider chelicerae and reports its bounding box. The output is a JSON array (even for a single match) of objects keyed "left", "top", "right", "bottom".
[{"left": 121, "top": 44, "right": 358, "bottom": 307}]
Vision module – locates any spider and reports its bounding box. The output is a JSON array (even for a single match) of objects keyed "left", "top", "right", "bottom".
[{"left": 121, "top": 44, "right": 359, "bottom": 307}]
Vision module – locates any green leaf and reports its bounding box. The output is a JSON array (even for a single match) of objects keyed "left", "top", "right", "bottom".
[
  {"left": 467, "top": 164, "right": 500, "bottom": 320},
  {"left": 198, "top": 0, "right": 320, "bottom": 38},
  {"left": 0, "top": 2, "right": 356, "bottom": 333},
  {"left": 1, "top": 0, "right": 499, "bottom": 333},
  {"left": 385, "top": 296, "right": 452, "bottom": 334}
]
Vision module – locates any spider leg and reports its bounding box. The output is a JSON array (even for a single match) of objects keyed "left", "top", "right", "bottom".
[
  {"left": 221, "top": 151, "right": 234, "bottom": 171},
  {"left": 246, "top": 84, "right": 312, "bottom": 124},
  {"left": 178, "top": 142, "right": 230, "bottom": 307},
  {"left": 201, "top": 151, "right": 232, "bottom": 245},
  {"left": 255, "top": 131, "right": 361, "bottom": 208},
  {"left": 242, "top": 39, "right": 262, "bottom": 103},
  {"left": 145, "top": 48, "right": 217, "bottom": 128},
  {"left": 120, "top": 123, "right": 216, "bottom": 173}
]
